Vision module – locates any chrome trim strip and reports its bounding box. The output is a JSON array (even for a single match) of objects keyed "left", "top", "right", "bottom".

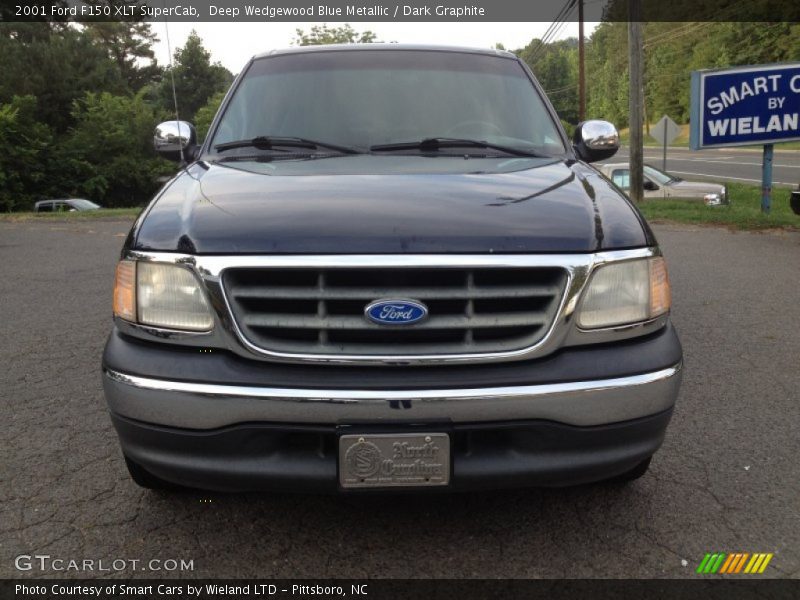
[
  {"left": 120, "top": 248, "right": 661, "bottom": 365},
  {"left": 128, "top": 249, "right": 657, "bottom": 275},
  {"left": 106, "top": 364, "right": 680, "bottom": 401},
  {"left": 103, "top": 362, "right": 682, "bottom": 428}
]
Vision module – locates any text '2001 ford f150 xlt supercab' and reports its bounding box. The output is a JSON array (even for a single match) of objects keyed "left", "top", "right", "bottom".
[{"left": 103, "top": 45, "right": 682, "bottom": 492}]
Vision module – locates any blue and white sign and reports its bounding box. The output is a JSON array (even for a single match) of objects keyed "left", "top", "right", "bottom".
[{"left": 690, "top": 62, "right": 800, "bottom": 149}]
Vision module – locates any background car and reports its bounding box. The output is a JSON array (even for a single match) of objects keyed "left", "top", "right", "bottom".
[
  {"left": 34, "top": 199, "right": 102, "bottom": 212},
  {"left": 599, "top": 163, "right": 728, "bottom": 205}
]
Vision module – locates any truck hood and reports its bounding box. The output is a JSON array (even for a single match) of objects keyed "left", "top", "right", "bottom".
[{"left": 131, "top": 157, "right": 652, "bottom": 254}]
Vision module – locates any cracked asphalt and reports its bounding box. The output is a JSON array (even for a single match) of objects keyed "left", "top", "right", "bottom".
[{"left": 1, "top": 217, "right": 798, "bottom": 579}]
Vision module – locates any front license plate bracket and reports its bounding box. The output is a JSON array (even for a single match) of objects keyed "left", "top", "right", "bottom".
[{"left": 338, "top": 432, "right": 451, "bottom": 489}]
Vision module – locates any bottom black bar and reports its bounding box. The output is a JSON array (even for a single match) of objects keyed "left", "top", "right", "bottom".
[{"left": 2, "top": 579, "right": 798, "bottom": 600}]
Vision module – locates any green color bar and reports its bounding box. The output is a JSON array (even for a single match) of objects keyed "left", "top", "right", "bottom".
[
  {"left": 710, "top": 553, "right": 727, "bottom": 574},
  {"left": 697, "top": 554, "right": 712, "bottom": 574},
  {"left": 704, "top": 553, "right": 719, "bottom": 574}
]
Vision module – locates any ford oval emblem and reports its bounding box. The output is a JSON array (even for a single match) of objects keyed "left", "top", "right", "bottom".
[{"left": 364, "top": 299, "right": 428, "bottom": 326}]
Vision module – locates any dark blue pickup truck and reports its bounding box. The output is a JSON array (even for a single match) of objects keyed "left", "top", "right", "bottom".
[{"left": 103, "top": 45, "right": 682, "bottom": 492}]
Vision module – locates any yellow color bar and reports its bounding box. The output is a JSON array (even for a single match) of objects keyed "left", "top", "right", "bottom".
[
  {"left": 757, "top": 553, "right": 774, "bottom": 574},
  {"left": 746, "top": 554, "right": 766, "bottom": 573},
  {"left": 744, "top": 554, "right": 759, "bottom": 573}
]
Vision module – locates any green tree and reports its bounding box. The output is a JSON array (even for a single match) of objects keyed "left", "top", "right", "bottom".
[
  {"left": 194, "top": 91, "right": 226, "bottom": 142},
  {"left": 0, "top": 23, "right": 124, "bottom": 132},
  {"left": 160, "top": 31, "right": 233, "bottom": 122},
  {"left": 0, "top": 96, "right": 53, "bottom": 211},
  {"left": 293, "top": 24, "right": 378, "bottom": 46},
  {"left": 517, "top": 38, "right": 579, "bottom": 126},
  {"left": 82, "top": 21, "right": 162, "bottom": 92},
  {"left": 60, "top": 91, "right": 173, "bottom": 206},
  {"left": 585, "top": 22, "right": 630, "bottom": 127}
]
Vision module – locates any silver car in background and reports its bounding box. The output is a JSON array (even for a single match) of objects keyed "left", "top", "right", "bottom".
[
  {"left": 599, "top": 163, "right": 728, "bottom": 206},
  {"left": 34, "top": 198, "right": 102, "bottom": 212}
]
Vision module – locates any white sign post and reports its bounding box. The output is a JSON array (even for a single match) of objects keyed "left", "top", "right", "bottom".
[{"left": 651, "top": 115, "right": 681, "bottom": 171}]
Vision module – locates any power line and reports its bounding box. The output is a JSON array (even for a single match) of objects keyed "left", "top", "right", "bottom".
[
  {"left": 545, "top": 83, "right": 579, "bottom": 95},
  {"left": 529, "top": 3, "right": 579, "bottom": 65},
  {"left": 528, "top": 0, "right": 577, "bottom": 64},
  {"left": 644, "top": 0, "right": 754, "bottom": 49}
]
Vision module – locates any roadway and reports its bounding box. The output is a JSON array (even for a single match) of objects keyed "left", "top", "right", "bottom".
[
  {"left": 1, "top": 217, "right": 798, "bottom": 579},
  {"left": 605, "top": 146, "right": 799, "bottom": 188}
]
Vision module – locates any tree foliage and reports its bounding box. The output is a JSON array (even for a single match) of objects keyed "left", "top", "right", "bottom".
[
  {"left": 293, "top": 24, "right": 379, "bottom": 46},
  {"left": 1, "top": 20, "right": 797, "bottom": 212},
  {"left": 0, "top": 24, "right": 234, "bottom": 210},
  {"left": 194, "top": 91, "right": 226, "bottom": 142},
  {"left": 0, "top": 96, "right": 53, "bottom": 212},
  {"left": 0, "top": 23, "right": 125, "bottom": 132},
  {"left": 518, "top": 38, "right": 580, "bottom": 125},
  {"left": 518, "top": 21, "right": 800, "bottom": 130},
  {"left": 159, "top": 30, "right": 233, "bottom": 122},
  {"left": 82, "top": 21, "right": 161, "bottom": 92},
  {"left": 59, "top": 91, "right": 173, "bottom": 207}
]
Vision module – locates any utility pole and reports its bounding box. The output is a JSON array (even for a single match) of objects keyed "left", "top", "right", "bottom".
[
  {"left": 578, "top": 0, "right": 585, "bottom": 122},
  {"left": 628, "top": 1, "right": 644, "bottom": 204}
]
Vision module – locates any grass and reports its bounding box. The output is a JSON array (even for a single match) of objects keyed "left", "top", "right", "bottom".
[
  {"left": 3, "top": 186, "right": 797, "bottom": 233},
  {"left": 0, "top": 207, "right": 142, "bottom": 222},
  {"left": 620, "top": 123, "right": 691, "bottom": 147},
  {"left": 619, "top": 124, "right": 800, "bottom": 150},
  {"left": 638, "top": 183, "right": 799, "bottom": 231}
]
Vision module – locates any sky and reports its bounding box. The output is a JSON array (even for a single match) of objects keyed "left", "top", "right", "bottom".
[{"left": 151, "top": 22, "right": 599, "bottom": 73}]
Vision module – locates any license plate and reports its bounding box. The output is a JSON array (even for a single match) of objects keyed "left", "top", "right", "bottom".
[{"left": 338, "top": 432, "right": 450, "bottom": 489}]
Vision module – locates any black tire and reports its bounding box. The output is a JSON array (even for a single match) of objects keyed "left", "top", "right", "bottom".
[
  {"left": 607, "top": 456, "right": 652, "bottom": 484},
  {"left": 124, "top": 456, "right": 185, "bottom": 491}
]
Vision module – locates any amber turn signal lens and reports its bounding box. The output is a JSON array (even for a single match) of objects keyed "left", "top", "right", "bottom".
[
  {"left": 113, "top": 260, "right": 136, "bottom": 322},
  {"left": 649, "top": 257, "right": 671, "bottom": 317}
]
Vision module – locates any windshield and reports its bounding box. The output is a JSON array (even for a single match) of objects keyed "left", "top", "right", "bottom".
[
  {"left": 68, "top": 199, "right": 100, "bottom": 209},
  {"left": 209, "top": 50, "right": 566, "bottom": 157},
  {"left": 643, "top": 165, "right": 675, "bottom": 185}
]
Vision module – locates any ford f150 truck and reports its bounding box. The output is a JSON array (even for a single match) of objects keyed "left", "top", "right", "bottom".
[{"left": 103, "top": 45, "right": 682, "bottom": 492}]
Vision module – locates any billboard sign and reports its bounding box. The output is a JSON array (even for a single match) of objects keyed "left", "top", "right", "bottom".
[{"left": 690, "top": 62, "right": 800, "bottom": 149}]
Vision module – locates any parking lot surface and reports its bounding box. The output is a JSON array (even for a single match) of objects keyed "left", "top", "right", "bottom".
[{"left": 1, "top": 217, "right": 798, "bottom": 579}]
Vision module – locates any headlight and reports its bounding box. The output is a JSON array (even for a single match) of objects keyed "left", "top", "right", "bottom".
[
  {"left": 577, "top": 257, "right": 671, "bottom": 329},
  {"left": 703, "top": 193, "right": 722, "bottom": 206},
  {"left": 113, "top": 261, "right": 214, "bottom": 331}
]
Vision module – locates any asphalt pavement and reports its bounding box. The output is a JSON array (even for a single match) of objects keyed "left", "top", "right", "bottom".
[
  {"left": 1, "top": 217, "right": 799, "bottom": 579},
  {"left": 605, "top": 146, "right": 799, "bottom": 188}
]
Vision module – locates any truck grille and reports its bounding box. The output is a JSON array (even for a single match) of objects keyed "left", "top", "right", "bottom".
[{"left": 222, "top": 267, "right": 568, "bottom": 356}]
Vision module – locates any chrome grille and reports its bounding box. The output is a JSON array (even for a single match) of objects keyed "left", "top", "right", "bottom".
[{"left": 222, "top": 267, "right": 568, "bottom": 356}]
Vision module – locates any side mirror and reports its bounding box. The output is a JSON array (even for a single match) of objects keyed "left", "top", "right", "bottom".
[
  {"left": 154, "top": 120, "right": 198, "bottom": 162},
  {"left": 573, "top": 120, "right": 620, "bottom": 163},
  {"left": 643, "top": 180, "right": 659, "bottom": 191}
]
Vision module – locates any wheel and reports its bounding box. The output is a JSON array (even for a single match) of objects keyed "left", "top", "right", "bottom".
[
  {"left": 607, "top": 457, "right": 652, "bottom": 484},
  {"left": 124, "top": 456, "right": 185, "bottom": 491}
]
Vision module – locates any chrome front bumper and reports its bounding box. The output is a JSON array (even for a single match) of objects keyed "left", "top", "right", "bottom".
[{"left": 103, "top": 362, "right": 682, "bottom": 430}]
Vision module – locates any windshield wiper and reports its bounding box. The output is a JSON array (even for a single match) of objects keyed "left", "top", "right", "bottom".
[
  {"left": 369, "top": 138, "right": 546, "bottom": 157},
  {"left": 215, "top": 136, "right": 362, "bottom": 155},
  {"left": 216, "top": 152, "right": 316, "bottom": 163}
]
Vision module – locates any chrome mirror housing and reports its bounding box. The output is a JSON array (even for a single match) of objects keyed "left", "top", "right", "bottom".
[
  {"left": 154, "top": 120, "right": 197, "bottom": 162},
  {"left": 573, "top": 120, "right": 620, "bottom": 163}
]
